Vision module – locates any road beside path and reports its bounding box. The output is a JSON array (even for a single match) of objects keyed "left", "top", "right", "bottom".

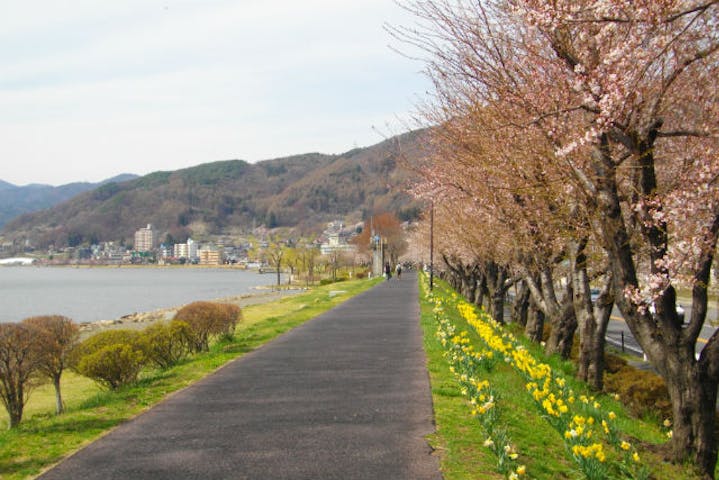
[{"left": 39, "top": 272, "right": 442, "bottom": 480}]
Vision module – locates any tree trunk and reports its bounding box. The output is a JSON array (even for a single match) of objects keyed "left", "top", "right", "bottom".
[
  {"left": 475, "top": 274, "right": 487, "bottom": 309},
  {"left": 587, "top": 297, "right": 612, "bottom": 391},
  {"left": 512, "top": 281, "right": 530, "bottom": 327},
  {"left": 664, "top": 363, "right": 718, "bottom": 479},
  {"left": 7, "top": 383, "right": 24, "bottom": 429},
  {"left": 491, "top": 291, "right": 505, "bottom": 324},
  {"left": 485, "top": 261, "right": 509, "bottom": 323},
  {"left": 525, "top": 297, "right": 545, "bottom": 343},
  {"left": 53, "top": 374, "right": 64, "bottom": 415},
  {"left": 570, "top": 239, "right": 612, "bottom": 390},
  {"left": 522, "top": 265, "right": 576, "bottom": 358},
  {"left": 545, "top": 297, "right": 577, "bottom": 359}
]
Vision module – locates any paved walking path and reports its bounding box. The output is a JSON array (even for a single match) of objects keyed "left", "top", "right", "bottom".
[{"left": 39, "top": 272, "right": 442, "bottom": 480}]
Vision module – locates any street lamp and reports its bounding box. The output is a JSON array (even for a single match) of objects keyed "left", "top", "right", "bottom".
[{"left": 430, "top": 201, "right": 434, "bottom": 291}]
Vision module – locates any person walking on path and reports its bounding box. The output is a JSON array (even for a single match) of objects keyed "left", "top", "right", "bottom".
[
  {"left": 38, "top": 271, "right": 441, "bottom": 480},
  {"left": 384, "top": 261, "right": 392, "bottom": 280},
  {"left": 395, "top": 263, "right": 402, "bottom": 280}
]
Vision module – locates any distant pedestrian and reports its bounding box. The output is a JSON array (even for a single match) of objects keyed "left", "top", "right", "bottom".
[
  {"left": 395, "top": 263, "right": 402, "bottom": 279},
  {"left": 385, "top": 262, "right": 392, "bottom": 280}
]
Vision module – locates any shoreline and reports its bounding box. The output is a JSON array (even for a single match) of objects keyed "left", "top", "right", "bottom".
[{"left": 79, "top": 286, "right": 304, "bottom": 336}]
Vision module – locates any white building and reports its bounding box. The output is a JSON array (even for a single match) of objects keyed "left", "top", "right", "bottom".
[
  {"left": 134, "top": 224, "right": 155, "bottom": 252},
  {"left": 320, "top": 221, "right": 357, "bottom": 255},
  {"left": 173, "top": 238, "right": 198, "bottom": 260}
]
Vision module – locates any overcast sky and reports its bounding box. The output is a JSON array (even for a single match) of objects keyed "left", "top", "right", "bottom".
[{"left": 0, "top": 1, "right": 429, "bottom": 186}]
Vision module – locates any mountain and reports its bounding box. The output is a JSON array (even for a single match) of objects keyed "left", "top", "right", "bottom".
[
  {"left": 0, "top": 174, "right": 139, "bottom": 228},
  {"left": 0, "top": 131, "right": 426, "bottom": 249}
]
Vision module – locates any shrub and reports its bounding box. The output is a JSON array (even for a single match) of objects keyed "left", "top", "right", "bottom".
[
  {"left": 139, "top": 321, "right": 192, "bottom": 369},
  {"left": 214, "top": 303, "right": 242, "bottom": 341},
  {"left": 76, "top": 344, "right": 145, "bottom": 390},
  {"left": 72, "top": 330, "right": 141, "bottom": 357},
  {"left": 604, "top": 365, "right": 671, "bottom": 421},
  {"left": 604, "top": 353, "right": 627, "bottom": 374},
  {"left": 71, "top": 330, "right": 146, "bottom": 390},
  {"left": 173, "top": 302, "right": 242, "bottom": 352},
  {"left": 319, "top": 279, "right": 334, "bottom": 286}
]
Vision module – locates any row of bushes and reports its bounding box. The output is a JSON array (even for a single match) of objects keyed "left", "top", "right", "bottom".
[
  {"left": 0, "top": 301, "right": 241, "bottom": 428},
  {"left": 74, "top": 301, "right": 241, "bottom": 390}
]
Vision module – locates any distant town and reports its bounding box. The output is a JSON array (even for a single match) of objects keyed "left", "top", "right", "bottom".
[{"left": 0, "top": 220, "right": 361, "bottom": 268}]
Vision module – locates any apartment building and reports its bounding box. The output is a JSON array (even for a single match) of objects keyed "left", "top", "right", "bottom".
[
  {"left": 134, "top": 224, "right": 155, "bottom": 252},
  {"left": 199, "top": 246, "right": 223, "bottom": 265},
  {"left": 173, "top": 238, "right": 197, "bottom": 260}
]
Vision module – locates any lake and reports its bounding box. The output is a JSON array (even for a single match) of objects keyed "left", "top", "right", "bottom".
[{"left": 0, "top": 266, "right": 279, "bottom": 324}]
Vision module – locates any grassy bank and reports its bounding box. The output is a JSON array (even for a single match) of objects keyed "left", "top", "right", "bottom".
[
  {"left": 0, "top": 277, "right": 381, "bottom": 479},
  {"left": 418, "top": 274, "right": 705, "bottom": 480}
]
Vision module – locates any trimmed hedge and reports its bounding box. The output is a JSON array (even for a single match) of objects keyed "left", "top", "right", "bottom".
[
  {"left": 140, "top": 321, "right": 192, "bottom": 369},
  {"left": 72, "top": 330, "right": 146, "bottom": 390},
  {"left": 173, "top": 302, "right": 242, "bottom": 353}
]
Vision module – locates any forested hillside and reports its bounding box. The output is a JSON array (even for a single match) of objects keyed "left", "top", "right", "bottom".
[
  {"left": 1, "top": 131, "right": 425, "bottom": 248},
  {"left": 0, "top": 174, "right": 138, "bottom": 228}
]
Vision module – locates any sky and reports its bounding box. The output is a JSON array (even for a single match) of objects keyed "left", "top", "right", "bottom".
[{"left": 0, "top": 0, "right": 430, "bottom": 186}]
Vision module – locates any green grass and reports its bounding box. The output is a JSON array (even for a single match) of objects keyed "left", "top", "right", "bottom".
[
  {"left": 419, "top": 276, "right": 705, "bottom": 480},
  {"left": 0, "top": 277, "right": 381, "bottom": 480}
]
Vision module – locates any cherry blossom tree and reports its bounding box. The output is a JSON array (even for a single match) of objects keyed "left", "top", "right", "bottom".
[{"left": 400, "top": 0, "right": 719, "bottom": 474}]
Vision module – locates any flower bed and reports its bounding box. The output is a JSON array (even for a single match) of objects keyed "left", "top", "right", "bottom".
[{"left": 422, "top": 273, "right": 649, "bottom": 480}]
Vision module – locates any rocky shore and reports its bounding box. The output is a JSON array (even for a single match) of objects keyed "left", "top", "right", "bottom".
[{"left": 78, "top": 288, "right": 303, "bottom": 336}]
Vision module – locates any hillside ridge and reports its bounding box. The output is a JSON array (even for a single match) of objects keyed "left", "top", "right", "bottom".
[{"left": 0, "top": 130, "right": 426, "bottom": 249}]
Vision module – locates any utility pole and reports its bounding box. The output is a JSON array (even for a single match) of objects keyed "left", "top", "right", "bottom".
[{"left": 430, "top": 201, "right": 434, "bottom": 291}]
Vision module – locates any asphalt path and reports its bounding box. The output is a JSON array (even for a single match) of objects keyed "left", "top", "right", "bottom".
[{"left": 39, "top": 272, "right": 442, "bottom": 480}]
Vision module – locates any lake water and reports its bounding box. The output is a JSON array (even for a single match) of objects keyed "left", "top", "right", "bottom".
[{"left": 0, "top": 266, "right": 279, "bottom": 324}]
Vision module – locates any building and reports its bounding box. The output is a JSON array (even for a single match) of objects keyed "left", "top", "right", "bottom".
[
  {"left": 319, "top": 221, "right": 357, "bottom": 255},
  {"left": 134, "top": 224, "right": 156, "bottom": 252},
  {"left": 173, "top": 238, "right": 197, "bottom": 261},
  {"left": 199, "top": 246, "right": 223, "bottom": 265}
]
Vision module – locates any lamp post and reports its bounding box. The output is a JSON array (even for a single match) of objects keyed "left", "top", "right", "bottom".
[{"left": 429, "top": 201, "right": 434, "bottom": 291}]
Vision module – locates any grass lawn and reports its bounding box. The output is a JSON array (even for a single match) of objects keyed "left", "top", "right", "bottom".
[
  {"left": 419, "top": 274, "right": 708, "bottom": 480},
  {"left": 0, "top": 277, "right": 381, "bottom": 480}
]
